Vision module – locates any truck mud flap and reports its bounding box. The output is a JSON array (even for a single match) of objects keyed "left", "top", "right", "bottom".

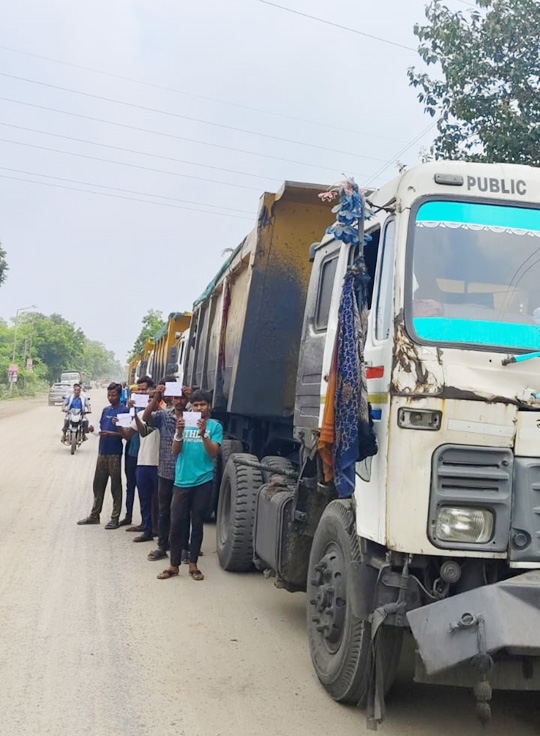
[{"left": 407, "top": 570, "right": 540, "bottom": 676}]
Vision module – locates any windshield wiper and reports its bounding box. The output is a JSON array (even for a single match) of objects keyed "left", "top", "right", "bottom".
[{"left": 502, "top": 351, "right": 540, "bottom": 366}]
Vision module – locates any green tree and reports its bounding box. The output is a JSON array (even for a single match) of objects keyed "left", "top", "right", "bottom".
[
  {"left": 0, "top": 242, "right": 8, "bottom": 286},
  {"left": 18, "top": 312, "right": 86, "bottom": 383},
  {"left": 0, "top": 318, "right": 48, "bottom": 396},
  {"left": 408, "top": 0, "right": 540, "bottom": 163},
  {"left": 80, "top": 339, "right": 123, "bottom": 381},
  {"left": 128, "top": 309, "right": 165, "bottom": 360},
  {"left": 0, "top": 312, "right": 125, "bottom": 395}
]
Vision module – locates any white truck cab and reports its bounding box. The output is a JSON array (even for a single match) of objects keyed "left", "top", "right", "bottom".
[{"left": 210, "top": 164, "right": 540, "bottom": 724}]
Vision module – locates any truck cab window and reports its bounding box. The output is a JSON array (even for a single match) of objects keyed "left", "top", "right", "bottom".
[
  {"left": 315, "top": 255, "right": 338, "bottom": 330},
  {"left": 375, "top": 220, "right": 396, "bottom": 341}
]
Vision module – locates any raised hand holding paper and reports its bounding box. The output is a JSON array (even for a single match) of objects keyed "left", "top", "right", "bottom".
[
  {"left": 165, "top": 382, "right": 183, "bottom": 397},
  {"left": 183, "top": 411, "right": 202, "bottom": 427},
  {"left": 116, "top": 413, "right": 133, "bottom": 428},
  {"left": 132, "top": 393, "right": 149, "bottom": 408}
]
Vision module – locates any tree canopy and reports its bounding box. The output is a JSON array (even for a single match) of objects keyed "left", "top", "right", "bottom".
[
  {"left": 80, "top": 339, "right": 123, "bottom": 381},
  {"left": 129, "top": 309, "right": 165, "bottom": 360},
  {"left": 1, "top": 312, "right": 124, "bottom": 388},
  {"left": 23, "top": 312, "right": 86, "bottom": 383},
  {"left": 408, "top": 0, "right": 540, "bottom": 163},
  {"left": 0, "top": 242, "right": 8, "bottom": 287}
]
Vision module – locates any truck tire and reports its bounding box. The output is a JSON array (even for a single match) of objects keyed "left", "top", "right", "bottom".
[
  {"left": 203, "top": 458, "right": 221, "bottom": 523},
  {"left": 307, "top": 500, "right": 402, "bottom": 706},
  {"left": 260, "top": 455, "right": 294, "bottom": 484},
  {"left": 204, "top": 439, "right": 244, "bottom": 522},
  {"left": 216, "top": 453, "right": 263, "bottom": 572},
  {"left": 221, "top": 439, "right": 244, "bottom": 467}
]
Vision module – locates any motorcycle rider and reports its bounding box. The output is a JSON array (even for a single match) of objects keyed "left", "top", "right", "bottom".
[{"left": 62, "top": 383, "right": 91, "bottom": 443}]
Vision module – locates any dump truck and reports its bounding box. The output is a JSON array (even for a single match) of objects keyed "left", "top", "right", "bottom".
[
  {"left": 150, "top": 312, "right": 191, "bottom": 382},
  {"left": 133, "top": 337, "right": 154, "bottom": 383},
  {"left": 127, "top": 356, "right": 139, "bottom": 386},
  {"left": 184, "top": 181, "right": 334, "bottom": 455},
  {"left": 185, "top": 165, "right": 540, "bottom": 724}
]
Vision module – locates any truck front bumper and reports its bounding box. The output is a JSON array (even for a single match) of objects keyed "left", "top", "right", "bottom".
[{"left": 407, "top": 571, "right": 540, "bottom": 681}]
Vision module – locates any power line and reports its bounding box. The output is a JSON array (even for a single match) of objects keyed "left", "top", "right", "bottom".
[
  {"left": 0, "top": 173, "right": 253, "bottom": 220},
  {"left": 254, "top": 0, "right": 416, "bottom": 51},
  {"left": 0, "top": 137, "right": 263, "bottom": 191},
  {"left": 0, "top": 122, "right": 281, "bottom": 183},
  {"left": 0, "top": 97, "right": 385, "bottom": 172},
  {"left": 0, "top": 166, "right": 254, "bottom": 214},
  {"left": 0, "top": 43, "right": 404, "bottom": 142},
  {"left": 0, "top": 72, "right": 388, "bottom": 161},
  {"left": 362, "top": 122, "right": 437, "bottom": 187}
]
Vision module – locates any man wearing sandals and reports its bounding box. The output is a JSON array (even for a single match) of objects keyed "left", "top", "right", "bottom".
[
  {"left": 142, "top": 378, "right": 190, "bottom": 563},
  {"left": 158, "top": 389, "right": 222, "bottom": 582},
  {"left": 77, "top": 383, "right": 129, "bottom": 529},
  {"left": 115, "top": 377, "right": 159, "bottom": 544}
]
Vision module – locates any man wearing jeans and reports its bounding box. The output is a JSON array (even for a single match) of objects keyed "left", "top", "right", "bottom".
[
  {"left": 157, "top": 390, "right": 222, "bottom": 582},
  {"left": 142, "top": 378, "right": 190, "bottom": 561},
  {"left": 116, "top": 377, "right": 159, "bottom": 543},
  {"left": 77, "top": 383, "right": 129, "bottom": 529},
  {"left": 120, "top": 431, "right": 139, "bottom": 527}
]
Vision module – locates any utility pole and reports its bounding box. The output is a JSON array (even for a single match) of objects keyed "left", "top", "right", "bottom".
[{"left": 10, "top": 305, "right": 37, "bottom": 392}]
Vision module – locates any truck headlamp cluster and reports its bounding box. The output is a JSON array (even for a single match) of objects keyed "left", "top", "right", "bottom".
[
  {"left": 398, "top": 407, "right": 441, "bottom": 431},
  {"left": 435, "top": 507, "right": 494, "bottom": 544}
]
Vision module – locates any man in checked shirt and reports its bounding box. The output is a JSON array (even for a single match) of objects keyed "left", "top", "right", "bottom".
[{"left": 142, "top": 378, "right": 191, "bottom": 561}]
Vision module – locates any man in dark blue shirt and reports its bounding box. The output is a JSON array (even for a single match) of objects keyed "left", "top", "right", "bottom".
[{"left": 77, "top": 383, "right": 129, "bottom": 529}]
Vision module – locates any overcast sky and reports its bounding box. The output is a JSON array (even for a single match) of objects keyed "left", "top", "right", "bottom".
[{"left": 0, "top": 0, "right": 469, "bottom": 361}]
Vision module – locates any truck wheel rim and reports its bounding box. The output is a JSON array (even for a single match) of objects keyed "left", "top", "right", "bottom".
[{"left": 310, "top": 543, "right": 347, "bottom": 652}]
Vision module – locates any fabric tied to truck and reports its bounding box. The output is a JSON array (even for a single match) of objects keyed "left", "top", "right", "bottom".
[
  {"left": 333, "top": 263, "right": 378, "bottom": 496},
  {"left": 318, "top": 178, "right": 377, "bottom": 497}
]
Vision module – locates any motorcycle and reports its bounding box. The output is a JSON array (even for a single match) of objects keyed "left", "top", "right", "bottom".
[{"left": 65, "top": 408, "right": 85, "bottom": 455}]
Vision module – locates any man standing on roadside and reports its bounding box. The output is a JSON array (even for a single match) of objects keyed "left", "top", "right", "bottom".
[
  {"left": 142, "top": 377, "right": 190, "bottom": 562},
  {"left": 115, "top": 377, "right": 159, "bottom": 543},
  {"left": 157, "top": 390, "right": 222, "bottom": 582},
  {"left": 119, "top": 383, "right": 143, "bottom": 528},
  {"left": 77, "top": 382, "right": 128, "bottom": 529}
]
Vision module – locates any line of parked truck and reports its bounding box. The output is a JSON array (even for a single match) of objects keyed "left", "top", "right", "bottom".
[
  {"left": 128, "top": 312, "right": 191, "bottom": 387},
  {"left": 131, "top": 163, "right": 540, "bottom": 725}
]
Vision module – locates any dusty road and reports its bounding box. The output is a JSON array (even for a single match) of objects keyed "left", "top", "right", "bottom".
[{"left": 0, "top": 393, "right": 539, "bottom": 736}]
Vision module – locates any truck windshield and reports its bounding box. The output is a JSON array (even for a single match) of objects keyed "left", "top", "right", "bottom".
[{"left": 409, "top": 200, "right": 540, "bottom": 351}]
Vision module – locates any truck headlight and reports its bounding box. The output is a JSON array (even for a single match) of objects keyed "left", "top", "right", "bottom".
[{"left": 435, "top": 507, "right": 494, "bottom": 544}]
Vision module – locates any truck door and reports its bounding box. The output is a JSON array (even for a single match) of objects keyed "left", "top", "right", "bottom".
[
  {"left": 294, "top": 239, "right": 341, "bottom": 446},
  {"left": 356, "top": 218, "right": 396, "bottom": 544}
]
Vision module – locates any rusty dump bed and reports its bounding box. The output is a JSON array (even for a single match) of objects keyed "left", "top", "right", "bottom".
[{"left": 183, "top": 182, "right": 334, "bottom": 419}]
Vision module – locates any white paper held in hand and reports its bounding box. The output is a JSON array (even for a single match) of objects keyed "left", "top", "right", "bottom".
[
  {"left": 165, "top": 382, "right": 183, "bottom": 397},
  {"left": 183, "top": 411, "right": 202, "bottom": 427},
  {"left": 93, "top": 425, "right": 101, "bottom": 436},
  {"left": 132, "top": 393, "right": 149, "bottom": 408},
  {"left": 116, "top": 413, "right": 133, "bottom": 428}
]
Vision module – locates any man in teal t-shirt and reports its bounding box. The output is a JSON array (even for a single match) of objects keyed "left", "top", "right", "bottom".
[{"left": 158, "top": 389, "right": 222, "bottom": 582}]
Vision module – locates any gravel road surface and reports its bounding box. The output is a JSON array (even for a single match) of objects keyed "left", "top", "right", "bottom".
[{"left": 0, "top": 393, "right": 538, "bottom": 736}]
